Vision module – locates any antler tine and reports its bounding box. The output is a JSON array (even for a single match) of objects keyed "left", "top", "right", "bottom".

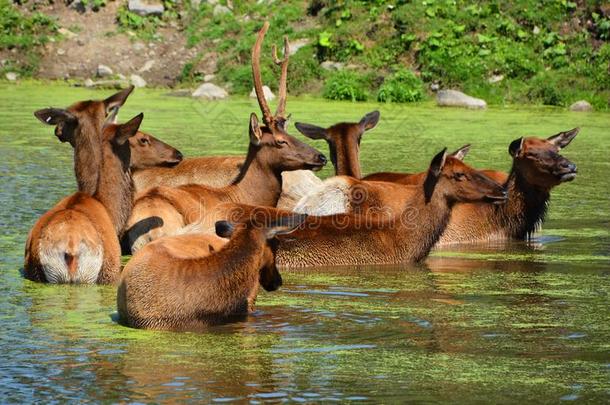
[
  {"left": 251, "top": 21, "right": 273, "bottom": 126},
  {"left": 272, "top": 36, "right": 290, "bottom": 119}
]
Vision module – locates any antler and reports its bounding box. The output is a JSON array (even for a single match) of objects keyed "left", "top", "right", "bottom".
[
  {"left": 272, "top": 35, "right": 289, "bottom": 119},
  {"left": 251, "top": 21, "right": 273, "bottom": 126}
]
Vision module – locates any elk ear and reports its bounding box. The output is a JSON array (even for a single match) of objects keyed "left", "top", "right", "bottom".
[
  {"left": 508, "top": 137, "right": 524, "bottom": 157},
  {"left": 450, "top": 144, "right": 471, "bottom": 161},
  {"left": 266, "top": 213, "right": 307, "bottom": 239},
  {"left": 115, "top": 113, "right": 144, "bottom": 145},
  {"left": 103, "top": 85, "right": 134, "bottom": 114},
  {"left": 215, "top": 221, "right": 235, "bottom": 238},
  {"left": 359, "top": 110, "right": 380, "bottom": 131},
  {"left": 34, "top": 108, "right": 76, "bottom": 126},
  {"left": 547, "top": 127, "right": 579, "bottom": 149},
  {"left": 249, "top": 113, "right": 263, "bottom": 145},
  {"left": 423, "top": 148, "right": 447, "bottom": 203},
  {"left": 295, "top": 122, "right": 327, "bottom": 140}
]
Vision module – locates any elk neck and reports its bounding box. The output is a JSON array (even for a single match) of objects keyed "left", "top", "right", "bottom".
[
  {"left": 395, "top": 185, "right": 454, "bottom": 262},
  {"left": 73, "top": 117, "right": 104, "bottom": 195},
  {"left": 229, "top": 143, "right": 284, "bottom": 206},
  {"left": 502, "top": 167, "right": 551, "bottom": 239},
  {"left": 93, "top": 142, "right": 134, "bottom": 235},
  {"left": 333, "top": 138, "right": 362, "bottom": 178}
]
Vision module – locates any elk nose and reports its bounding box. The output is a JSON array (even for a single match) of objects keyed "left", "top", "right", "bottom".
[
  {"left": 175, "top": 151, "right": 184, "bottom": 161},
  {"left": 317, "top": 153, "right": 327, "bottom": 165},
  {"left": 561, "top": 161, "right": 576, "bottom": 172}
]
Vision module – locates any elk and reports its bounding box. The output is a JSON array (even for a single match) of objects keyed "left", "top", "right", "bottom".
[
  {"left": 117, "top": 213, "right": 307, "bottom": 331},
  {"left": 295, "top": 110, "right": 381, "bottom": 178},
  {"left": 437, "top": 129, "right": 579, "bottom": 243},
  {"left": 294, "top": 145, "right": 476, "bottom": 217},
  {"left": 362, "top": 130, "right": 579, "bottom": 243},
  {"left": 24, "top": 114, "right": 146, "bottom": 284},
  {"left": 33, "top": 86, "right": 135, "bottom": 195},
  {"left": 123, "top": 22, "right": 326, "bottom": 252},
  {"left": 222, "top": 149, "right": 507, "bottom": 267}
]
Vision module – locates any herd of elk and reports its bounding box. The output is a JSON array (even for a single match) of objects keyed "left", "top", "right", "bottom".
[{"left": 24, "top": 21, "right": 579, "bottom": 331}]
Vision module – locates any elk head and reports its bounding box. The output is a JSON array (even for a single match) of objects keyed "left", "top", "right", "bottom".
[
  {"left": 102, "top": 113, "right": 145, "bottom": 171},
  {"left": 215, "top": 213, "right": 307, "bottom": 291},
  {"left": 33, "top": 86, "right": 135, "bottom": 145},
  {"left": 295, "top": 111, "right": 380, "bottom": 178},
  {"left": 424, "top": 148, "right": 508, "bottom": 205},
  {"left": 129, "top": 131, "right": 184, "bottom": 170},
  {"left": 248, "top": 22, "right": 327, "bottom": 173},
  {"left": 508, "top": 128, "right": 579, "bottom": 188}
]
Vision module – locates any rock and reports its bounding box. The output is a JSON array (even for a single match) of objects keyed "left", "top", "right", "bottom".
[
  {"left": 5, "top": 72, "right": 18, "bottom": 81},
  {"left": 69, "top": 0, "right": 87, "bottom": 13},
  {"left": 288, "top": 38, "right": 310, "bottom": 55},
  {"left": 436, "top": 90, "right": 487, "bottom": 109},
  {"left": 192, "top": 83, "right": 228, "bottom": 99},
  {"left": 569, "top": 100, "right": 593, "bottom": 112},
  {"left": 533, "top": 26, "right": 541, "bottom": 35},
  {"left": 58, "top": 28, "right": 77, "bottom": 40},
  {"left": 166, "top": 89, "right": 193, "bottom": 97},
  {"left": 139, "top": 60, "right": 155, "bottom": 73},
  {"left": 133, "top": 42, "right": 146, "bottom": 52},
  {"left": 430, "top": 83, "right": 440, "bottom": 92},
  {"left": 488, "top": 74, "right": 504, "bottom": 83},
  {"left": 84, "top": 78, "right": 94, "bottom": 88},
  {"left": 96, "top": 64, "right": 113, "bottom": 77},
  {"left": 321, "top": 61, "right": 344, "bottom": 71},
  {"left": 213, "top": 4, "right": 231, "bottom": 16},
  {"left": 128, "top": 0, "right": 164, "bottom": 16},
  {"left": 117, "top": 73, "right": 126, "bottom": 80},
  {"left": 77, "top": 39, "right": 85, "bottom": 46},
  {"left": 203, "top": 74, "right": 215, "bottom": 82},
  {"left": 130, "top": 74, "right": 147, "bottom": 88},
  {"left": 57, "top": 48, "right": 66, "bottom": 56},
  {"left": 249, "top": 85, "right": 275, "bottom": 101}
]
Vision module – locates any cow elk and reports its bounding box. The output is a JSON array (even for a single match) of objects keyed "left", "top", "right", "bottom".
[
  {"left": 225, "top": 149, "right": 507, "bottom": 267},
  {"left": 295, "top": 111, "right": 380, "bottom": 178},
  {"left": 438, "top": 129, "right": 579, "bottom": 243},
  {"left": 117, "top": 213, "right": 307, "bottom": 331},
  {"left": 123, "top": 22, "right": 326, "bottom": 252},
  {"left": 24, "top": 114, "right": 146, "bottom": 284},
  {"left": 33, "top": 86, "right": 135, "bottom": 195}
]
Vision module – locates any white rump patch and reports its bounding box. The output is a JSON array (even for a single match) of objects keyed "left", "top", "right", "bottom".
[
  {"left": 278, "top": 170, "right": 324, "bottom": 211},
  {"left": 40, "top": 241, "right": 103, "bottom": 284},
  {"left": 294, "top": 177, "right": 351, "bottom": 216}
]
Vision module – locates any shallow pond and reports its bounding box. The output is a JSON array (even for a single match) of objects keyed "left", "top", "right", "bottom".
[{"left": 0, "top": 83, "right": 608, "bottom": 402}]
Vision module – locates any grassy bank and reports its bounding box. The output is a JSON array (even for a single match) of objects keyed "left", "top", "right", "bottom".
[{"left": 1, "top": 0, "right": 609, "bottom": 110}]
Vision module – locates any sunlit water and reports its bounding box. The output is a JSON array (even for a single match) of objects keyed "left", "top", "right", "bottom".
[{"left": 0, "top": 83, "right": 608, "bottom": 402}]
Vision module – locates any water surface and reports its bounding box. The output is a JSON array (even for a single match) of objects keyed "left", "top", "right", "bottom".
[{"left": 0, "top": 83, "right": 608, "bottom": 402}]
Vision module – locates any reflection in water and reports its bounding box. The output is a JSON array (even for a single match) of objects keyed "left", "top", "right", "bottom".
[{"left": 1, "top": 83, "right": 609, "bottom": 402}]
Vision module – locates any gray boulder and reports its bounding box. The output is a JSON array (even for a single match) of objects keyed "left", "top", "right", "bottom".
[
  {"left": 130, "top": 74, "right": 147, "bottom": 88},
  {"left": 249, "top": 85, "right": 275, "bottom": 101},
  {"left": 5, "top": 72, "right": 18, "bottom": 81},
  {"left": 321, "top": 61, "right": 344, "bottom": 71},
  {"left": 192, "top": 83, "right": 228, "bottom": 100},
  {"left": 128, "top": 0, "right": 164, "bottom": 16},
  {"left": 436, "top": 90, "right": 487, "bottom": 109},
  {"left": 569, "top": 100, "right": 593, "bottom": 112},
  {"left": 96, "top": 64, "right": 113, "bottom": 77}
]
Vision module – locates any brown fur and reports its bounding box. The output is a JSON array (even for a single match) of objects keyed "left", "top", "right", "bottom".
[
  {"left": 34, "top": 86, "right": 134, "bottom": 195},
  {"left": 117, "top": 214, "right": 305, "bottom": 331},
  {"left": 24, "top": 114, "right": 145, "bottom": 284},
  {"left": 225, "top": 151, "right": 507, "bottom": 267},
  {"left": 295, "top": 111, "right": 380, "bottom": 178},
  {"left": 364, "top": 131, "right": 578, "bottom": 243}
]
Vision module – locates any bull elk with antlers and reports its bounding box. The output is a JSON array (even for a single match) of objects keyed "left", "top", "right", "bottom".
[{"left": 123, "top": 22, "right": 326, "bottom": 253}]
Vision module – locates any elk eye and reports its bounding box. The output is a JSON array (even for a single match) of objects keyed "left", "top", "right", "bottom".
[
  {"left": 139, "top": 138, "right": 149, "bottom": 146},
  {"left": 454, "top": 172, "right": 466, "bottom": 181},
  {"left": 277, "top": 140, "right": 288, "bottom": 146}
]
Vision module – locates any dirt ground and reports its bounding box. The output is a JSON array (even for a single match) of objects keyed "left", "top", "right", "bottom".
[{"left": 18, "top": 2, "right": 210, "bottom": 86}]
